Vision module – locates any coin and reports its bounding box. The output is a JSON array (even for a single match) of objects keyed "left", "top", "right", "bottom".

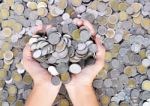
[
  {"left": 142, "top": 59, "right": 150, "bottom": 67},
  {"left": 60, "top": 72, "right": 71, "bottom": 84},
  {"left": 119, "top": 11, "right": 128, "bottom": 21},
  {"left": 37, "top": 7, "right": 48, "bottom": 17},
  {"left": 2, "top": 27, "right": 12, "bottom": 38},
  {"left": 71, "top": 0, "right": 82, "bottom": 7},
  {"left": 108, "top": 14, "right": 118, "bottom": 24},
  {"left": 51, "top": 76, "right": 61, "bottom": 86},
  {"left": 23, "top": 73, "right": 33, "bottom": 85},
  {"left": 33, "top": 49, "right": 42, "bottom": 59},
  {"left": 56, "top": 63, "right": 68, "bottom": 74},
  {"left": 50, "top": 5, "right": 64, "bottom": 17},
  {"left": 142, "top": 80, "right": 150, "bottom": 91},
  {"left": 69, "top": 64, "right": 81, "bottom": 74},
  {"left": 71, "top": 29, "right": 80, "bottom": 41},
  {"left": 16, "top": 100, "right": 24, "bottom": 106},
  {"left": 137, "top": 64, "right": 147, "bottom": 74},
  {"left": 131, "top": 3, "right": 142, "bottom": 13},
  {"left": 48, "top": 66, "right": 59, "bottom": 76},
  {"left": 106, "top": 28, "right": 115, "bottom": 38},
  {"left": 7, "top": 85, "right": 17, "bottom": 96},
  {"left": 0, "top": 69, "right": 7, "bottom": 79},
  {"left": 80, "top": 29, "right": 91, "bottom": 42},
  {"left": 0, "top": 8, "right": 9, "bottom": 19},
  {"left": 48, "top": 32, "right": 61, "bottom": 45},
  {"left": 101, "top": 95, "right": 111, "bottom": 105},
  {"left": 59, "top": 98, "right": 69, "bottom": 106},
  {"left": 14, "top": 2, "right": 24, "bottom": 15},
  {"left": 27, "top": 1, "right": 37, "bottom": 10}
]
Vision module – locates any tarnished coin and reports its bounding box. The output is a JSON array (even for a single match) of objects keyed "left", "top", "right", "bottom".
[
  {"left": 51, "top": 76, "right": 61, "bottom": 86},
  {"left": 56, "top": 63, "right": 68, "bottom": 74},
  {"left": 69, "top": 64, "right": 81, "bottom": 74},
  {"left": 48, "top": 66, "right": 59, "bottom": 76},
  {"left": 60, "top": 72, "right": 71, "bottom": 84},
  {"left": 23, "top": 73, "right": 33, "bottom": 85}
]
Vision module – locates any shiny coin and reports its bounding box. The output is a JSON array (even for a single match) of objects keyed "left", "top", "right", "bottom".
[
  {"left": 48, "top": 66, "right": 59, "bottom": 76},
  {"left": 27, "top": 2, "right": 37, "bottom": 10},
  {"left": 33, "top": 50, "right": 42, "bottom": 59},
  {"left": 69, "top": 64, "right": 81, "bottom": 74},
  {"left": 142, "top": 80, "right": 150, "bottom": 91},
  {"left": 51, "top": 76, "right": 61, "bottom": 86}
]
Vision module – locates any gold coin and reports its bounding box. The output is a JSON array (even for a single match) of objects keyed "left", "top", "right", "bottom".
[
  {"left": 23, "top": 73, "right": 33, "bottom": 85},
  {"left": 13, "top": 22, "right": 22, "bottom": 33},
  {"left": 13, "top": 73, "right": 22, "bottom": 83},
  {"left": 71, "top": 0, "right": 82, "bottom": 7},
  {"left": 101, "top": 95, "right": 110, "bottom": 105},
  {"left": 27, "top": 2, "right": 37, "bottom": 10},
  {"left": 0, "top": 80, "right": 5, "bottom": 88},
  {"left": 105, "top": 52, "right": 112, "bottom": 62},
  {"left": 71, "top": 29, "right": 80, "bottom": 41},
  {"left": 120, "top": 102, "right": 129, "bottom": 106},
  {"left": 16, "top": 100, "right": 24, "bottom": 106},
  {"left": 1, "top": 42, "right": 11, "bottom": 51},
  {"left": 107, "top": 23, "right": 116, "bottom": 29},
  {"left": 3, "top": 50, "right": 13, "bottom": 60},
  {"left": 139, "top": 49, "right": 146, "bottom": 59},
  {"left": 118, "top": 2, "right": 129, "bottom": 11},
  {"left": 3, "top": 64, "right": 10, "bottom": 70},
  {"left": 141, "top": 18, "right": 150, "bottom": 30},
  {"left": 119, "top": 11, "right": 128, "bottom": 21},
  {"left": 1, "top": 19, "right": 16, "bottom": 28},
  {"left": 88, "top": 0, "right": 98, "bottom": 10},
  {"left": 108, "top": 14, "right": 118, "bottom": 24},
  {"left": 37, "top": 7, "right": 48, "bottom": 17},
  {"left": 137, "top": 65, "right": 147, "bottom": 74},
  {"left": 0, "top": 69, "right": 7, "bottom": 79},
  {"left": 0, "top": 8, "right": 9, "bottom": 19},
  {"left": 60, "top": 72, "right": 70, "bottom": 83},
  {"left": 128, "top": 79, "right": 136, "bottom": 88},
  {"left": 59, "top": 99, "right": 69, "bottom": 106},
  {"left": 97, "top": 16, "right": 108, "bottom": 25},
  {"left": 13, "top": 3, "right": 24, "bottom": 15},
  {"left": 124, "top": 66, "right": 134, "bottom": 77},
  {"left": 7, "top": 95, "right": 16, "bottom": 104},
  {"left": 105, "top": 28, "right": 115, "bottom": 38},
  {"left": 105, "top": 7, "right": 112, "bottom": 16},
  {"left": 96, "top": 68, "right": 107, "bottom": 79},
  {"left": 133, "top": 14, "right": 143, "bottom": 25},
  {"left": 131, "top": 3, "right": 142, "bottom": 13},
  {"left": 8, "top": 85, "right": 17, "bottom": 96},
  {"left": 109, "top": 0, "right": 119, "bottom": 11},
  {"left": 142, "top": 80, "right": 150, "bottom": 91}
]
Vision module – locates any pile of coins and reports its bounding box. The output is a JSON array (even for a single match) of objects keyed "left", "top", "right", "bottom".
[
  {"left": 29, "top": 24, "right": 97, "bottom": 85},
  {"left": 0, "top": 0, "right": 150, "bottom": 105}
]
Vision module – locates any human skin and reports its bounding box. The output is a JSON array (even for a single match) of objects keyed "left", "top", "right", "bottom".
[
  {"left": 65, "top": 18, "right": 106, "bottom": 106},
  {"left": 22, "top": 25, "right": 62, "bottom": 106},
  {"left": 22, "top": 19, "right": 105, "bottom": 106}
]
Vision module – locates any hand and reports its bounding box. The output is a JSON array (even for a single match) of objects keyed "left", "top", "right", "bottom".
[
  {"left": 65, "top": 18, "right": 106, "bottom": 88},
  {"left": 22, "top": 25, "right": 62, "bottom": 87}
]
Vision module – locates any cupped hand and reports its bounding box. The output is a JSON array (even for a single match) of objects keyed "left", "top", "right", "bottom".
[
  {"left": 65, "top": 18, "right": 106, "bottom": 87},
  {"left": 22, "top": 25, "right": 61, "bottom": 87}
]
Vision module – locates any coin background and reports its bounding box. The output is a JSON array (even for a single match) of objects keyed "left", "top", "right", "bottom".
[{"left": 0, "top": 0, "right": 150, "bottom": 106}]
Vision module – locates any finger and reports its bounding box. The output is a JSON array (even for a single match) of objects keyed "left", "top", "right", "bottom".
[
  {"left": 73, "top": 18, "right": 83, "bottom": 27},
  {"left": 23, "top": 44, "right": 33, "bottom": 61},
  {"left": 82, "top": 19, "right": 96, "bottom": 36},
  {"left": 33, "top": 25, "right": 53, "bottom": 35}
]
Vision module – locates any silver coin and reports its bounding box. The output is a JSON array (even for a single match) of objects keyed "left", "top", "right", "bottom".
[
  {"left": 33, "top": 49, "right": 42, "bottom": 58},
  {"left": 56, "top": 63, "right": 68, "bottom": 74},
  {"left": 80, "top": 29, "right": 91, "bottom": 42},
  {"left": 48, "top": 32, "right": 61, "bottom": 45},
  {"left": 51, "top": 76, "right": 61, "bottom": 86},
  {"left": 69, "top": 64, "right": 81, "bottom": 74}
]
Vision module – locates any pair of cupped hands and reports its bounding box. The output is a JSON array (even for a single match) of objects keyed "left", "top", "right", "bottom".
[{"left": 22, "top": 18, "right": 105, "bottom": 101}]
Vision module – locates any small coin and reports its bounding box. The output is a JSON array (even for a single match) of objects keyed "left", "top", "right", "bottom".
[
  {"left": 69, "top": 64, "right": 81, "bottom": 74},
  {"left": 106, "top": 28, "right": 115, "bottom": 38},
  {"left": 51, "top": 76, "right": 61, "bottom": 86},
  {"left": 48, "top": 66, "right": 59, "bottom": 76},
  {"left": 124, "top": 66, "right": 137, "bottom": 77}
]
